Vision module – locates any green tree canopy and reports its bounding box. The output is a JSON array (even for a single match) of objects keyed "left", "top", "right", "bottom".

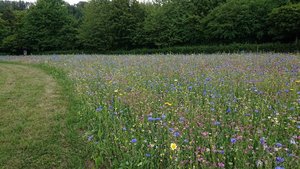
[
  {"left": 22, "top": 0, "right": 77, "bottom": 52},
  {"left": 201, "top": 0, "right": 280, "bottom": 43},
  {"left": 79, "top": 0, "right": 146, "bottom": 51},
  {"left": 269, "top": 3, "right": 300, "bottom": 43}
]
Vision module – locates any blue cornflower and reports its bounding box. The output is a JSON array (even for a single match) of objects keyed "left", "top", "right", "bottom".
[
  {"left": 131, "top": 138, "right": 137, "bottom": 143},
  {"left": 148, "top": 117, "right": 154, "bottom": 121},
  {"left": 231, "top": 138, "right": 237, "bottom": 144},
  {"left": 161, "top": 114, "right": 166, "bottom": 119},
  {"left": 148, "top": 116, "right": 161, "bottom": 122},
  {"left": 275, "top": 143, "right": 282, "bottom": 147},
  {"left": 155, "top": 117, "right": 161, "bottom": 121},
  {"left": 145, "top": 153, "right": 151, "bottom": 157},
  {"left": 179, "top": 117, "right": 185, "bottom": 123},
  {"left": 173, "top": 132, "right": 180, "bottom": 137},
  {"left": 275, "top": 167, "right": 284, "bottom": 169},
  {"left": 276, "top": 157, "right": 284, "bottom": 163},
  {"left": 226, "top": 108, "right": 231, "bottom": 113},
  {"left": 260, "top": 137, "right": 266, "bottom": 145},
  {"left": 188, "top": 86, "right": 193, "bottom": 91},
  {"left": 96, "top": 106, "right": 103, "bottom": 112}
]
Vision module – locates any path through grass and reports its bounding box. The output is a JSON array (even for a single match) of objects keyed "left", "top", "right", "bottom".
[{"left": 0, "top": 63, "right": 86, "bottom": 169}]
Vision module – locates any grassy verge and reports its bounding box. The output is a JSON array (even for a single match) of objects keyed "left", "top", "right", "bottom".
[{"left": 0, "top": 62, "right": 90, "bottom": 168}]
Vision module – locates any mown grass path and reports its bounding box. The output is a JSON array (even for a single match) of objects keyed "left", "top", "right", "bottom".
[{"left": 0, "top": 63, "right": 85, "bottom": 169}]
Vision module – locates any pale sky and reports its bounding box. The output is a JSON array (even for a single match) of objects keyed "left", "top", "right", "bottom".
[{"left": 12, "top": 0, "right": 149, "bottom": 5}]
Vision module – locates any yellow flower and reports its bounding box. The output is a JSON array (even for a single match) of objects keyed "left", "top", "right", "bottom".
[
  {"left": 170, "top": 143, "right": 177, "bottom": 150},
  {"left": 165, "top": 102, "right": 172, "bottom": 106},
  {"left": 295, "top": 80, "right": 300, "bottom": 83}
]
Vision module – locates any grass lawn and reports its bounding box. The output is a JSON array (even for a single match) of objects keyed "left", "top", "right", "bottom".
[{"left": 0, "top": 63, "right": 88, "bottom": 169}]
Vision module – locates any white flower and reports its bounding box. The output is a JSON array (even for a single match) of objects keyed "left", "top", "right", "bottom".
[{"left": 290, "top": 138, "right": 296, "bottom": 145}]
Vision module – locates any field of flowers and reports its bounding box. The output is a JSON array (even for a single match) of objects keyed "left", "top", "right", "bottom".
[{"left": 4, "top": 53, "right": 300, "bottom": 168}]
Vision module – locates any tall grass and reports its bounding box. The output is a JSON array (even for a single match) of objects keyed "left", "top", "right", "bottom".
[{"left": 11, "top": 53, "right": 300, "bottom": 168}]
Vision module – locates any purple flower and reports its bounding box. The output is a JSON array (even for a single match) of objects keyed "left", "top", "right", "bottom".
[
  {"left": 231, "top": 138, "right": 237, "bottom": 144},
  {"left": 145, "top": 153, "right": 151, "bottom": 157},
  {"left": 96, "top": 106, "right": 103, "bottom": 112},
  {"left": 169, "top": 128, "right": 174, "bottom": 132},
  {"left": 226, "top": 108, "right": 231, "bottom": 113},
  {"left": 161, "top": 114, "right": 166, "bottom": 119},
  {"left": 148, "top": 117, "right": 154, "bottom": 121},
  {"left": 188, "top": 86, "right": 193, "bottom": 91},
  {"left": 275, "top": 143, "right": 282, "bottom": 147},
  {"left": 173, "top": 132, "right": 180, "bottom": 137},
  {"left": 297, "top": 125, "right": 300, "bottom": 129},
  {"left": 148, "top": 116, "right": 161, "bottom": 122},
  {"left": 275, "top": 166, "right": 284, "bottom": 169},
  {"left": 131, "top": 138, "right": 137, "bottom": 143},
  {"left": 276, "top": 157, "right": 284, "bottom": 163},
  {"left": 260, "top": 137, "right": 266, "bottom": 145},
  {"left": 179, "top": 117, "right": 185, "bottom": 123},
  {"left": 214, "top": 121, "right": 221, "bottom": 126}
]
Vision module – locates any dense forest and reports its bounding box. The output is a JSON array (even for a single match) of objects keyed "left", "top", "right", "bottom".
[{"left": 0, "top": 0, "right": 299, "bottom": 54}]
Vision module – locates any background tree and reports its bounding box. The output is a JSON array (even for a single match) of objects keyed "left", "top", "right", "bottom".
[
  {"left": 78, "top": 0, "right": 112, "bottom": 51},
  {"left": 21, "top": 0, "right": 77, "bottom": 52},
  {"left": 268, "top": 3, "right": 300, "bottom": 43},
  {"left": 201, "top": 0, "right": 281, "bottom": 43},
  {"left": 79, "top": 0, "right": 146, "bottom": 51}
]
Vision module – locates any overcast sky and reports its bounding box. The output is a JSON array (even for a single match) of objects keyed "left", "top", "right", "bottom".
[{"left": 12, "top": 0, "right": 149, "bottom": 5}]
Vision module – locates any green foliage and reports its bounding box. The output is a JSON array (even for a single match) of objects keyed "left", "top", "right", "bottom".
[
  {"left": 1, "top": 0, "right": 300, "bottom": 54},
  {"left": 201, "top": 0, "right": 279, "bottom": 43},
  {"left": 0, "top": 15, "right": 8, "bottom": 45},
  {"left": 269, "top": 3, "right": 300, "bottom": 43},
  {"left": 79, "top": 0, "right": 146, "bottom": 51},
  {"left": 21, "top": 0, "right": 77, "bottom": 52},
  {"left": 78, "top": 0, "right": 113, "bottom": 51},
  {"left": 144, "top": 0, "right": 226, "bottom": 47},
  {"left": 109, "top": 43, "right": 300, "bottom": 54},
  {"left": 1, "top": 10, "right": 26, "bottom": 53}
]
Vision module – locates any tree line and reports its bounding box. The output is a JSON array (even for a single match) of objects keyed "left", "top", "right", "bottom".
[{"left": 0, "top": 0, "right": 299, "bottom": 54}]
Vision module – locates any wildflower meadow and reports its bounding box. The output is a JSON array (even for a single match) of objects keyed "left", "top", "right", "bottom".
[{"left": 8, "top": 53, "right": 300, "bottom": 168}]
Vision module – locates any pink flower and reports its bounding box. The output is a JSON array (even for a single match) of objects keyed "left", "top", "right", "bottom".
[
  {"left": 201, "top": 132, "right": 209, "bottom": 137},
  {"left": 218, "top": 162, "right": 225, "bottom": 168}
]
